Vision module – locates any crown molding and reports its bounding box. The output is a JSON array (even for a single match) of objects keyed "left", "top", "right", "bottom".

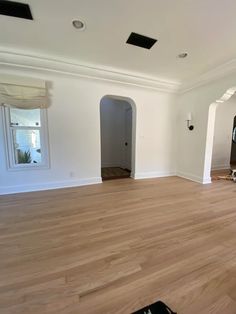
[
  {"left": 0, "top": 50, "right": 180, "bottom": 93},
  {"left": 180, "top": 59, "right": 236, "bottom": 93},
  {"left": 2, "top": 49, "right": 236, "bottom": 94}
]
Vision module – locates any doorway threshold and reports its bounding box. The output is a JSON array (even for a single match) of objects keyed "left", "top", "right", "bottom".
[{"left": 102, "top": 167, "right": 131, "bottom": 180}]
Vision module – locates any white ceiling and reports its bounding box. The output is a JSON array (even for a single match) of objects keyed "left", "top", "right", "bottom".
[{"left": 1, "top": 0, "right": 236, "bottom": 85}]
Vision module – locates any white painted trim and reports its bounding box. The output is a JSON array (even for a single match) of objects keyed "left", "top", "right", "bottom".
[
  {"left": 2, "top": 106, "right": 50, "bottom": 171},
  {"left": 0, "top": 177, "right": 102, "bottom": 195},
  {"left": 130, "top": 171, "right": 135, "bottom": 179},
  {"left": 2, "top": 50, "right": 236, "bottom": 94},
  {"left": 177, "top": 171, "right": 211, "bottom": 184},
  {"left": 0, "top": 50, "right": 180, "bottom": 93},
  {"left": 202, "top": 177, "right": 212, "bottom": 184},
  {"left": 134, "top": 171, "right": 176, "bottom": 179},
  {"left": 203, "top": 87, "right": 236, "bottom": 184},
  {"left": 181, "top": 59, "right": 236, "bottom": 93}
]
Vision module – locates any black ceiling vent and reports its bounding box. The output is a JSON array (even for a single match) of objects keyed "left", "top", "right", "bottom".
[
  {"left": 126, "top": 32, "right": 157, "bottom": 50},
  {"left": 0, "top": 0, "right": 33, "bottom": 20}
]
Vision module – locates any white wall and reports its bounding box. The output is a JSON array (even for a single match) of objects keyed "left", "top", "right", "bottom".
[
  {"left": 177, "top": 71, "right": 236, "bottom": 184},
  {"left": 0, "top": 66, "right": 177, "bottom": 194},
  {"left": 211, "top": 96, "right": 236, "bottom": 170},
  {"left": 100, "top": 98, "right": 130, "bottom": 168}
]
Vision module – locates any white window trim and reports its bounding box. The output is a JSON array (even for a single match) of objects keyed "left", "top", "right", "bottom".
[{"left": 2, "top": 106, "right": 50, "bottom": 171}]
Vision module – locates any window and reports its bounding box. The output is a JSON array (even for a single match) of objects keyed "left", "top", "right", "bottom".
[{"left": 3, "top": 106, "right": 49, "bottom": 170}]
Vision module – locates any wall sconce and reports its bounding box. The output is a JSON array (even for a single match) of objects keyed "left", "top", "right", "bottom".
[{"left": 186, "top": 113, "right": 194, "bottom": 131}]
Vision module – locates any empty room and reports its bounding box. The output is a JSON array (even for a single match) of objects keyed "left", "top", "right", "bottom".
[{"left": 0, "top": 1, "right": 236, "bottom": 313}]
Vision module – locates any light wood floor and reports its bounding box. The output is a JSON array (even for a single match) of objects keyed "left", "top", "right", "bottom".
[
  {"left": 211, "top": 169, "right": 231, "bottom": 181},
  {"left": 0, "top": 177, "right": 236, "bottom": 314}
]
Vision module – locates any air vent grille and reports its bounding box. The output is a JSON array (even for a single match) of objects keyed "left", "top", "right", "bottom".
[
  {"left": 0, "top": 0, "right": 33, "bottom": 20},
  {"left": 126, "top": 32, "right": 157, "bottom": 50}
]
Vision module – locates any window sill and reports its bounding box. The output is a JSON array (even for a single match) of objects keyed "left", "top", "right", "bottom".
[{"left": 7, "top": 164, "right": 50, "bottom": 172}]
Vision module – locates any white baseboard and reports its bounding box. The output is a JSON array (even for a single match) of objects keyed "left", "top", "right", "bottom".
[
  {"left": 0, "top": 177, "right": 102, "bottom": 195},
  {"left": 0, "top": 169, "right": 214, "bottom": 195},
  {"left": 130, "top": 172, "right": 135, "bottom": 179},
  {"left": 134, "top": 171, "right": 176, "bottom": 180},
  {"left": 177, "top": 171, "right": 212, "bottom": 184},
  {"left": 202, "top": 176, "right": 212, "bottom": 184}
]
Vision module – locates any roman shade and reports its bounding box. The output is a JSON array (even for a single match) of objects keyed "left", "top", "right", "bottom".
[{"left": 0, "top": 75, "right": 48, "bottom": 109}]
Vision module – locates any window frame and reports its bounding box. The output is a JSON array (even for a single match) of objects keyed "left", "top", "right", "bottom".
[{"left": 2, "top": 106, "right": 50, "bottom": 171}]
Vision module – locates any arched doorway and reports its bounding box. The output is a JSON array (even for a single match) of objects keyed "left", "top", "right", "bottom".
[
  {"left": 100, "top": 95, "right": 136, "bottom": 180},
  {"left": 203, "top": 87, "right": 236, "bottom": 182}
]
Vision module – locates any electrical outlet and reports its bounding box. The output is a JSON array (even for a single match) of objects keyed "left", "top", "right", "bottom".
[{"left": 69, "top": 171, "right": 75, "bottom": 178}]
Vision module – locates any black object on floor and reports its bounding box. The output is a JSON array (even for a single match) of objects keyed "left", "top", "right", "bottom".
[{"left": 132, "top": 300, "right": 177, "bottom": 314}]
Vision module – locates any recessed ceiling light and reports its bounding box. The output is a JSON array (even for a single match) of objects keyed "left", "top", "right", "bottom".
[
  {"left": 178, "top": 52, "right": 188, "bottom": 58},
  {"left": 72, "top": 20, "right": 85, "bottom": 30}
]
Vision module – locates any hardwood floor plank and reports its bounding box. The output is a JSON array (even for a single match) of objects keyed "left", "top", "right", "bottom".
[{"left": 0, "top": 177, "right": 236, "bottom": 313}]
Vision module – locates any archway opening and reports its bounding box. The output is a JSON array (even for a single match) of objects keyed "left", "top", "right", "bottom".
[
  {"left": 100, "top": 95, "right": 136, "bottom": 181},
  {"left": 203, "top": 87, "right": 236, "bottom": 183}
]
